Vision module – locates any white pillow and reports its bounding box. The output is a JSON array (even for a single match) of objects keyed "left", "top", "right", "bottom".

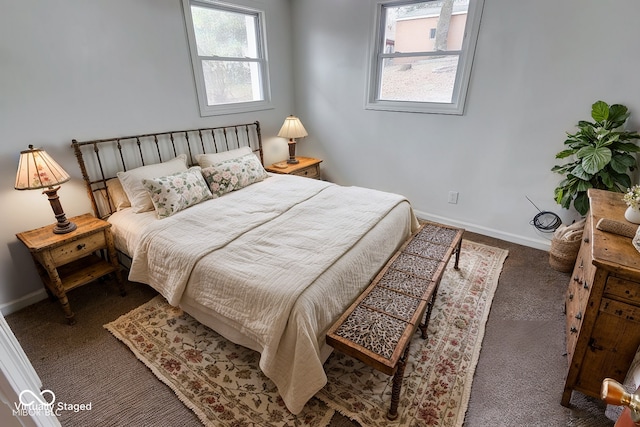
[
  {"left": 106, "top": 178, "right": 131, "bottom": 211},
  {"left": 196, "top": 146, "right": 253, "bottom": 168},
  {"left": 143, "top": 167, "right": 212, "bottom": 219},
  {"left": 117, "top": 154, "right": 188, "bottom": 213},
  {"left": 201, "top": 153, "right": 269, "bottom": 198}
]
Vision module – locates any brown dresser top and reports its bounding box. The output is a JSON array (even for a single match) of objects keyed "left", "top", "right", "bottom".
[{"left": 588, "top": 189, "right": 640, "bottom": 273}]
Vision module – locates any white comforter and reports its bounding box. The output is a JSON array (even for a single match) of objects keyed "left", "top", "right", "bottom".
[{"left": 122, "top": 174, "right": 417, "bottom": 413}]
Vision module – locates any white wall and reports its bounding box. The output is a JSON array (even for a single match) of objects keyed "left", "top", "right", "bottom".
[
  {"left": 291, "top": 0, "right": 640, "bottom": 248},
  {"left": 4, "top": 0, "right": 640, "bottom": 313},
  {"left": 0, "top": 0, "right": 294, "bottom": 312}
]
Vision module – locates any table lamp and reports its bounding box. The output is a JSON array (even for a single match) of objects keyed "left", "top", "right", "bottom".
[
  {"left": 15, "top": 145, "right": 77, "bottom": 234},
  {"left": 277, "top": 115, "right": 308, "bottom": 164}
]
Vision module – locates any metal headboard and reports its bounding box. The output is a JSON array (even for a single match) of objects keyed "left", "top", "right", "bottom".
[{"left": 72, "top": 121, "right": 262, "bottom": 219}]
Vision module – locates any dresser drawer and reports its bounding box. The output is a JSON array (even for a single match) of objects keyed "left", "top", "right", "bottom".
[
  {"left": 50, "top": 232, "right": 107, "bottom": 266},
  {"left": 599, "top": 298, "right": 640, "bottom": 324},
  {"left": 605, "top": 276, "right": 640, "bottom": 306}
]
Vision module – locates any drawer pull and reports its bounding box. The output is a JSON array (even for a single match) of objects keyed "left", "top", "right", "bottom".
[
  {"left": 568, "top": 293, "right": 574, "bottom": 301},
  {"left": 77, "top": 243, "right": 86, "bottom": 250},
  {"left": 570, "top": 326, "right": 578, "bottom": 334},
  {"left": 575, "top": 312, "right": 582, "bottom": 320},
  {"left": 588, "top": 338, "right": 604, "bottom": 351},
  {"left": 583, "top": 282, "right": 589, "bottom": 290},
  {"left": 584, "top": 237, "right": 589, "bottom": 243}
]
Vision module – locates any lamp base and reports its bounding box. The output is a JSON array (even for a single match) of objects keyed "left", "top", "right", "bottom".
[
  {"left": 44, "top": 186, "right": 77, "bottom": 234},
  {"left": 53, "top": 217, "right": 77, "bottom": 234},
  {"left": 287, "top": 139, "right": 299, "bottom": 164}
]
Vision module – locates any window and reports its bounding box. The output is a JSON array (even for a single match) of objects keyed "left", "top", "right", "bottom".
[
  {"left": 182, "top": 0, "right": 271, "bottom": 116},
  {"left": 366, "top": 0, "right": 484, "bottom": 115}
]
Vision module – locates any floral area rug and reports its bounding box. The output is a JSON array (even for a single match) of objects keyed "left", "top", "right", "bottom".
[
  {"left": 104, "top": 240, "right": 507, "bottom": 427},
  {"left": 316, "top": 240, "right": 508, "bottom": 427}
]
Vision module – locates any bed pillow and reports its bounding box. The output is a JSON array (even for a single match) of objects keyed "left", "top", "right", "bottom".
[
  {"left": 201, "top": 153, "right": 269, "bottom": 198},
  {"left": 196, "top": 146, "right": 253, "bottom": 168},
  {"left": 106, "top": 178, "right": 131, "bottom": 211},
  {"left": 142, "top": 167, "right": 212, "bottom": 218},
  {"left": 117, "top": 154, "right": 188, "bottom": 213}
]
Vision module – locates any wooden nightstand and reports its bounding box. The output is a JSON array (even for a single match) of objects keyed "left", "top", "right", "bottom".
[
  {"left": 265, "top": 157, "right": 322, "bottom": 179},
  {"left": 16, "top": 213, "right": 125, "bottom": 324}
]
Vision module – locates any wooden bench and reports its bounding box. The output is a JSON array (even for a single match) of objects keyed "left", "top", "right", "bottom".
[{"left": 326, "top": 221, "right": 464, "bottom": 420}]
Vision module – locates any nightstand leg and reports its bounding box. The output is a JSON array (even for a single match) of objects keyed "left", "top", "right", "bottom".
[{"left": 39, "top": 253, "right": 76, "bottom": 325}]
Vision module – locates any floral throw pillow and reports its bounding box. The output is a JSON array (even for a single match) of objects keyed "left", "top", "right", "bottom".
[
  {"left": 201, "top": 153, "right": 269, "bottom": 198},
  {"left": 142, "top": 167, "right": 212, "bottom": 218}
]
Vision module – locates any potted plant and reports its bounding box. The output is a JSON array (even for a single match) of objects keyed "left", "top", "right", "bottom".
[{"left": 552, "top": 100, "right": 640, "bottom": 216}]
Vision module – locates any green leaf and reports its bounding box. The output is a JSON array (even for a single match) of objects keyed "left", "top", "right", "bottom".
[
  {"left": 618, "top": 132, "right": 640, "bottom": 141},
  {"left": 600, "top": 132, "right": 620, "bottom": 147},
  {"left": 555, "top": 149, "right": 578, "bottom": 159},
  {"left": 608, "top": 104, "right": 630, "bottom": 127},
  {"left": 579, "top": 125, "right": 598, "bottom": 141},
  {"left": 575, "top": 180, "right": 592, "bottom": 192},
  {"left": 577, "top": 145, "right": 612, "bottom": 174},
  {"left": 610, "top": 153, "right": 637, "bottom": 174},
  {"left": 591, "top": 101, "right": 610, "bottom": 123},
  {"left": 569, "top": 164, "right": 591, "bottom": 180},
  {"left": 612, "top": 142, "right": 640, "bottom": 152},
  {"left": 609, "top": 170, "right": 632, "bottom": 190},
  {"left": 554, "top": 187, "right": 565, "bottom": 205},
  {"left": 598, "top": 169, "right": 614, "bottom": 188},
  {"left": 574, "top": 192, "right": 590, "bottom": 215}
]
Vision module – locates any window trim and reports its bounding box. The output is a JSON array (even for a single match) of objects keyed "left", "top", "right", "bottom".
[
  {"left": 365, "top": 0, "right": 485, "bottom": 115},
  {"left": 182, "top": 0, "right": 273, "bottom": 117}
]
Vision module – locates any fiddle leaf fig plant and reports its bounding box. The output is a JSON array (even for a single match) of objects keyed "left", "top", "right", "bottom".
[{"left": 552, "top": 100, "right": 640, "bottom": 216}]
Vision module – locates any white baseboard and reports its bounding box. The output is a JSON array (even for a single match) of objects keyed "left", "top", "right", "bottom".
[
  {"left": 0, "top": 289, "right": 48, "bottom": 317},
  {"left": 414, "top": 209, "right": 553, "bottom": 251}
]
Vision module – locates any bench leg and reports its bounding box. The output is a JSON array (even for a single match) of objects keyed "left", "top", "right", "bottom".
[
  {"left": 419, "top": 281, "right": 441, "bottom": 339},
  {"left": 387, "top": 343, "right": 411, "bottom": 420},
  {"left": 454, "top": 238, "right": 462, "bottom": 270}
]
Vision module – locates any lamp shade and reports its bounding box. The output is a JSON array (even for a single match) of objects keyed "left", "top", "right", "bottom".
[
  {"left": 277, "top": 116, "right": 308, "bottom": 139},
  {"left": 15, "top": 145, "right": 71, "bottom": 190}
]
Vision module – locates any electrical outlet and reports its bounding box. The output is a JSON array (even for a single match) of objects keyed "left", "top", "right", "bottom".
[{"left": 448, "top": 191, "right": 459, "bottom": 204}]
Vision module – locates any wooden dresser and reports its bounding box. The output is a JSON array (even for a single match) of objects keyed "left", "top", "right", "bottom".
[{"left": 562, "top": 189, "right": 640, "bottom": 405}]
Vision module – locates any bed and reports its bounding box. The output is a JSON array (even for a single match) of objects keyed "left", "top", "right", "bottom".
[{"left": 72, "top": 121, "right": 418, "bottom": 414}]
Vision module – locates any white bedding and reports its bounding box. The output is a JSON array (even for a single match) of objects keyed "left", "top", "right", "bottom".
[{"left": 109, "top": 174, "right": 418, "bottom": 414}]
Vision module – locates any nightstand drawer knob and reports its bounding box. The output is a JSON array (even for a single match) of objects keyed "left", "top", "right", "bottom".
[{"left": 77, "top": 243, "right": 86, "bottom": 250}]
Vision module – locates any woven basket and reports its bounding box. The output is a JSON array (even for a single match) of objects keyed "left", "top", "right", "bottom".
[{"left": 549, "top": 237, "right": 582, "bottom": 273}]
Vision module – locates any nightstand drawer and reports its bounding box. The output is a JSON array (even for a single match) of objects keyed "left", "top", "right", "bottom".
[
  {"left": 50, "top": 232, "right": 106, "bottom": 266},
  {"left": 291, "top": 165, "right": 320, "bottom": 179}
]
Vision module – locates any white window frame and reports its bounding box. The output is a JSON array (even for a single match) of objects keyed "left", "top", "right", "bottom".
[
  {"left": 182, "top": 0, "right": 272, "bottom": 116},
  {"left": 365, "top": 0, "right": 485, "bottom": 115}
]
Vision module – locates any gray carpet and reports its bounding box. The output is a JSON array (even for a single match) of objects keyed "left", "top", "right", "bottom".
[{"left": 6, "top": 231, "right": 614, "bottom": 426}]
